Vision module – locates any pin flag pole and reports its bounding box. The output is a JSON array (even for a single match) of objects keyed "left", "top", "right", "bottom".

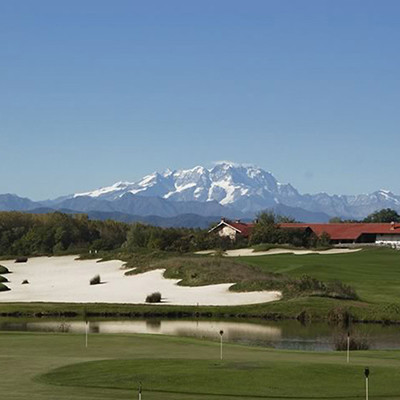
[
  {"left": 364, "top": 367, "right": 370, "bottom": 400},
  {"left": 219, "top": 330, "right": 224, "bottom": 361},
  {"left": 347, "top": 331, "right": 350, "bottom": 363},
  {"left": 138, "top": 381, "right": 142, "bottom": 400},
  {"left": 85, "top": 320, "right": 89, "bottom": 348}
]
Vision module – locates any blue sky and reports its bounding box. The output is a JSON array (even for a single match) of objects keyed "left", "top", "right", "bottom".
[{"left": 1, "top": 0, "right": 400, "bottom": 200}]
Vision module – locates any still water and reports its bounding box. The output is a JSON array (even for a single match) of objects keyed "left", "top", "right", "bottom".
[{"left": 1, "top": 318, "right": 400, "bottom": 351}]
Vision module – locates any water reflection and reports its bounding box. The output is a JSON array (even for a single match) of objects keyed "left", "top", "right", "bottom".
[{"left": 0, "top": 318, "right": 399, "bottom": 351}]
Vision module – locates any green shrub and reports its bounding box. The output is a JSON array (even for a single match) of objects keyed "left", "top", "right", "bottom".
[
  {"left": 0, "top": 265, "right": 10, "bottom": 274},
  {"left": 0, "top": 275, "right": 8, "bottom": 283},
  {"left": 146, "top": 292, "right": 162, "bottom": 303},
  {"left": 90, "top": 275, "right": 101, "bottom": 285},
  {"left": 0, "top": 283, "right": 10, "bottom": 292}
]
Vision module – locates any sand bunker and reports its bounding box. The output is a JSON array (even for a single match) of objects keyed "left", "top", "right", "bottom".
[
  {"left": 0, "top": 256, "right": 281, "bottom": 306},
  {"left": 196, "top": 248, "right": 362, "bottom": 257}
]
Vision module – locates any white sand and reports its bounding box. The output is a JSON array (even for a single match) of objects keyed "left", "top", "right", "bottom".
[
  {"left": 196, "top": 248, "right": 362, "bottom": 257},
  {"left": 0, "top": 256, "right": 281, "bottom": 306}
]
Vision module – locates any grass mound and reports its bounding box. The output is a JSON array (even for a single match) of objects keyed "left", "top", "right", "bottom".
[
  {"left": 38, "top": 358, "right": 400, "bottom": 398},
  {"left": 0, "top": 283, "right": 10, "bottom": 292},
  {"left": 0, "top": 275, "right": 8, "bottom": 283},
  {"left": 0, "top": 265, "right": 10, "bottom": 274}
]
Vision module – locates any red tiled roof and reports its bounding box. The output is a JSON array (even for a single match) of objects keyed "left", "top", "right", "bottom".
[
  {"left": 279, "top": 223, "right": 400, "bottom": 241},
  {"left": 228, "top": 221, "right": 255, "bottom": 237}
]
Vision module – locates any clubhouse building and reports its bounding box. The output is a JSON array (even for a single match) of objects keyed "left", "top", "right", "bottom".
[{"left": 209, "top": 218, "right": 400, "bottom": 247}]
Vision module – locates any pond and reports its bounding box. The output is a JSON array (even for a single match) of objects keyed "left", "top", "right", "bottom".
[{"left": 1, "top": 318, "right": 400, "bottom": 351}]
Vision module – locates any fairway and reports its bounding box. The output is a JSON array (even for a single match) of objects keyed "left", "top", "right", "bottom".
[
  {"left": 240, "top": 248, "right": 400, "bottom": 304},
  {"left": 3, "top": 330, "right": 400, "bottom": 400}
]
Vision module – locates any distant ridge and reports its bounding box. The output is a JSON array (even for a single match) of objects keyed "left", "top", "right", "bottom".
[{"left": 1, "top": 162, "right": 400, "bottom": 223}]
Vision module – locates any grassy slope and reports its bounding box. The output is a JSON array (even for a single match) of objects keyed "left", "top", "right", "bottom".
[
  {"left": 2, "top": 330, "right": 400, "bottom": 400},
  {"left": 240, "top": 247, "right": 400, "bottom": 304}
]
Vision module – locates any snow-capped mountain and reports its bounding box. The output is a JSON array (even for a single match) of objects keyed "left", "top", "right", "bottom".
[
  {"left": 2, "top": 162, "right": 400, "bottom": 223},
  {"left": 74, "top": 163, "right": 300, "bottom": 213},
  {"left": 71, "top": 162, "right": 400, "bottom": 219}
]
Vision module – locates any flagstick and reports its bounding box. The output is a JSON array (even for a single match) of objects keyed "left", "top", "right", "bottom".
[
  {"left": 347, "top": 332, "right": 350, "bottom": 363},
  {"left": 85, "top": 320, "right": 89, "bottom": 348},
  {"left": 219, "top": 330, "right": 224, "bottom": 361}
]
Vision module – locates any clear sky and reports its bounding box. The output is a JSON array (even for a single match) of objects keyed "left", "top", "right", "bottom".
[{"left": 1, "top": 0, "right": 400, "bottom": 200}]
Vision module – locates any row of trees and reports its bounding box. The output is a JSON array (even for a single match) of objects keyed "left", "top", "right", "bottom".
[
  {"left": 1, "top": 208, "right": 399, "bottom": 256},
  {"left": 330, "top": 208, "right": 400, "bottom": 223},
  {"left": 0, "top": 211, "right": 229, "bottom": 256},
  {"left": 249, "top": 212, "right": 331, "bottom": 248},
  {"left": 0, "top": 212, "right": 128, "bottom": 256}
]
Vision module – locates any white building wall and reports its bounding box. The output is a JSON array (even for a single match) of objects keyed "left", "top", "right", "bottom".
[
  {"left": 376, "top": 234, "right": 400, "bottom": 249},
  {"left": 218, "top": 226, "right": 237, "bottom": 240}
]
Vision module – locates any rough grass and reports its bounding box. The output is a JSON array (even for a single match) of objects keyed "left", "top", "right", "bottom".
[
  {"left": 124, "top": 255, "right": 357, "bottom": 300},
  {"left": 252, "top": 243, "right": 332, "bottom": 252},
  {"left": 0, "top": 275, "right": 9, "bottom": 283}
]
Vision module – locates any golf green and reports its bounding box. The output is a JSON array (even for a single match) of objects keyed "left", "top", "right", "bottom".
[{"left": 2, "top": 330, "right": 400, "bottom": 399}]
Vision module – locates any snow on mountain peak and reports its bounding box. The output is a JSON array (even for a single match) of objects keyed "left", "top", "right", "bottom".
[{"left": 71, "top": 163, "right": 400, "bottom": 218}]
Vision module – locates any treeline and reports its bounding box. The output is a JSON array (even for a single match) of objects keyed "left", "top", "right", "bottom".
[
  {"left": 0, "top": 212, "right": 128, "bottom": 256},
  {"left": 249, "top": 212, "right": 330, "bottom": 248},
  {"left": 0, "top": 211, "right": 229, "bottom": 256},
  {"left": 330, "top": 208, "right": 400, "bottom": 223}
]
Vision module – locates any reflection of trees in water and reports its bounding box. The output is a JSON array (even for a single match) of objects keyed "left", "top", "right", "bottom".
[
  {"left": 146, "top": 319, "right": 161, "bottom": 331},
  {"left": 169, "top": 322, "right": 282, "bottom": 346},
  {"left": 89, "top": 323, "right": 100, "bottom": 334},
  {"left": 3, "top": 319, "right": 400, "bottom": 351}
]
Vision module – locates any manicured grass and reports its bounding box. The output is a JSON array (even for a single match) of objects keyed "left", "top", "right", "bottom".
[
  {"left": 2, "top": 330, "right": 400, "bottom": 400},
  {"left": 240, "top": 247, "right": 400, "bottom": 304}
]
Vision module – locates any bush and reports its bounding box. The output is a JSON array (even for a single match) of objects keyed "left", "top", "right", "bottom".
[
  {"left": 287, "top": 275, "right": 358, "bottom": 301},
  {"left": 0, "top": 283, "right": 10, "bottom": 292},
  {"left": 0, "top": 276, "right": 8, "bottom": 283},
  {"left": 146, "top": 292, "right": 162, "bottom": 303},
  {"left": 21, "top": 279, "right": 29, "bottom": 284},
  {"left": 15, "top": 257, "right": 28, "bottom": 263},
  {"left": 90, "top": 275, "right": 101, "bottom": 285},
  {"left": 0, "top": 265, "right": 10, "bottom": 274}
]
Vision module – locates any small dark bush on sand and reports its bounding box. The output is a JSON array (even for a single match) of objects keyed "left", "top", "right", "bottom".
[
  {"left": 0, "top": 265, "right": 10, "bottom": 274},
  {"left": 90, "top": 275, "right": 101, "bottom": 285},
  {"left": 146, "top": 292, "right": 162, "bottom": 303},
  {"left": 21, "top": 279, "right": 29, "bottom": 285},
  {"left": 15, "top": 257, "right": 28, "bottom": 263}
]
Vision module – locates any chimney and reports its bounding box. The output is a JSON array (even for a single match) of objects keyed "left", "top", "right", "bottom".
[
  {"left": 235, "top": 219, "right": 241, "bottom": 224},
  {"left": 391, "top": 221, "right": 395, "bottom": 230}
]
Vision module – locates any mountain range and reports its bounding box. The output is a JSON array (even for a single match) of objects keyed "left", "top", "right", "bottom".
[{"left": 2, "top": 162, "right": 400, "bottom": 226}]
